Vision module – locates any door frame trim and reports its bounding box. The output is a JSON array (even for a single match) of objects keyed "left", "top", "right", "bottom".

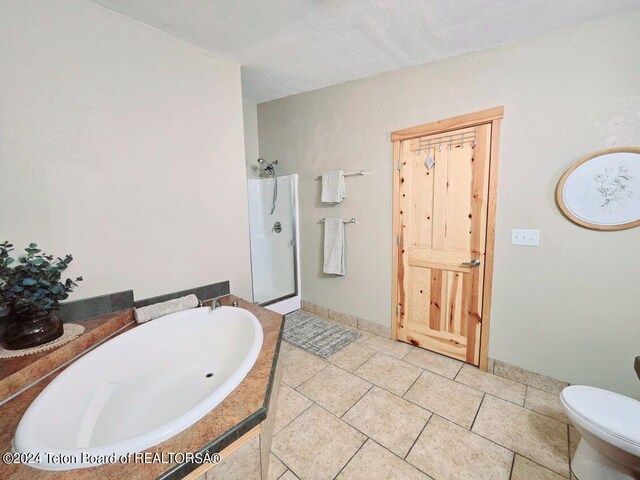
[{"left": 390, "top": 106, "right": 504, "bottom": 371}]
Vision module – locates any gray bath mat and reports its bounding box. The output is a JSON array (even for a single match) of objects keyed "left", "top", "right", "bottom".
[{"left": 283, "top": 310, "right": 361, "bottom": 358}]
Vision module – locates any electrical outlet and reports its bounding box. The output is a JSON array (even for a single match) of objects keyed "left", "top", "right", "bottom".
[{"left": 511, "top": 229, "right": 540, "bottom": 246}]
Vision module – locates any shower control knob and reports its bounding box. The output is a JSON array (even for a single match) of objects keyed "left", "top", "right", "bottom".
[{"left": 273, "top": 221, "right": 282, "bottom": 233}]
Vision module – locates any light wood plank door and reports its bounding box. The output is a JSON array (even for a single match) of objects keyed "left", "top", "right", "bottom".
[{"left": 395, "top": 124, "right": 492, "bottom": 365}]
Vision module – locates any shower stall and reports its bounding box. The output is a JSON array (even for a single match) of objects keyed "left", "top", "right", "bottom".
[{"left": 247, "top": 161, "right": 300, "bottom": 314}]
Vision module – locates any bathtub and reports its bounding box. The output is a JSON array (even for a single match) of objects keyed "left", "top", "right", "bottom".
[{"left": 13, "top": 306, "right": 263, "bottom": 471}]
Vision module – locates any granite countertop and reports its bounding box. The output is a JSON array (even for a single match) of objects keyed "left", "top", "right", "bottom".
[{"left": 0, "top": 295, "right": 284, "bottom": 480}]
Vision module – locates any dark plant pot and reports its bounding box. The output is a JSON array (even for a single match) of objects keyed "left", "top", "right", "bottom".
[{"left": 3, "top": 312, "right": 64, "bottom": 350}]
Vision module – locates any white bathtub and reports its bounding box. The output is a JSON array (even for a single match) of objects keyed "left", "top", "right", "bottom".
[{"left": 13, "top": 306, "right": 263, "bottom": 471}]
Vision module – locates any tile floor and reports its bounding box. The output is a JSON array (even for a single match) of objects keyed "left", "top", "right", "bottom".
[{"left": 269, "top": 314, "right": 577, "bottom": 480}]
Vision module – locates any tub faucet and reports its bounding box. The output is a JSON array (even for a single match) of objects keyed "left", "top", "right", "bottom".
[{"left": 211, "top": 298, "right": 222, "bottom": 310}]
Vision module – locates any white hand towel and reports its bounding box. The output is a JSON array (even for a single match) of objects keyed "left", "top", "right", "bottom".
[
  {"left": 134, "top": 294, "right": 199, "bottom": 324},
  {"left": 323, "top": 218, "right": 345, "bottom": 275},
  {"left": 321, "top": 170, "right": 346, "bottom": 203}
]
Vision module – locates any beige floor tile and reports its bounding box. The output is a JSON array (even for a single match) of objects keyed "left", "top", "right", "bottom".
[
  {"left": 569, "top": 426, "right": 580, "bottom": 461},
  {"left": 354, "top": 329, "right": 372, "bottom": 344},
  {"left": 455, "top": 364, "right": 526, "bottom": 405},
  {"left": 267, "top": 453, "right": 288, "bottom": 480},
  {"left": 404, "top": 371, "right": 484, "bottom": 429},
  {"left": 403, "top": 348, "right": 463, "bottom": 379},
  {"left": 493, "top": 360, "right": 568, "bottom": 395},
  {"left": 511, "top": 455, "right": 567, "bottom": 480},
  {"left": 361, "top": 335, "right": 413, "bottom": 359},
  {"left": 343, "top": 386, "right": 431, "bottom": 457},
  {"left": 354, "top": 352, "right": 422, "bottom": 396},
  {"left": 406, "top": 415, "right": 513, "bottom": 480},
  {"left": 272, "top": 405, "right": 366, "bottom": 480},
  {"left": 337, "top": 439, "right": 433, "bottom": 480},
  {"left": 327, "top": 342, "right": 377, "bottom": 372},
  {"left": 206, "top": 434, "right": 261, "bottom": 480},
  {"left": 280, "top": 341, "right": 295, "bottom": 355},
  {"left": 279, "top": 470, "right": 299, "bottom": 480},
  {"left": 525, "top": 387, "right": 569, "bottom": 423},
  {"left": 281, "top": 347, "right": 328, "bottom": 388},
  {"left": 274, "top": 383, "right": 313, "bottom": 434},
  {"left": 472, "top": 395, "right": 569, "bottom": 477},
  {"left": 297, "top": 364, "right": 372, "bottom": 416}
]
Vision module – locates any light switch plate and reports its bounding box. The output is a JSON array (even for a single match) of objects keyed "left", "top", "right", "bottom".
[{"left": 511, "top": 229, "right": 540, "bottom": 246}]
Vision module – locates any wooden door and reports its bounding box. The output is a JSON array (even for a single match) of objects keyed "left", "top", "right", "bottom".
[{"left": 393, "top": 121, "right": 495, "bottom": 366}]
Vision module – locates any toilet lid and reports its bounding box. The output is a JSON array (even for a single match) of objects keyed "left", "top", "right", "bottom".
[{"left": 562, "top": 385, "right": 640, "bottom": 446}]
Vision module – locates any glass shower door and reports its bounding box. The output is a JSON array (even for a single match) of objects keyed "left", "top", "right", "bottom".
[{"left": 247, "top": 175, "right": 297, "bottom": 305}]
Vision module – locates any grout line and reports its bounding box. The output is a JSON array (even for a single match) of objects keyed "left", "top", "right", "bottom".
[
  {"left": 470, "top": 392, "right": 486, "bottom": 430},
  {"left": 372, "top": 436, "right": 434, "bottom": 478},
  {"left": 273, "top": 387, "right": 315, "bottom": 436},
  {"left": 436, "top": 408, "right": 523, "bottom": 459},
  {"left": 567, "top": 423, "right": 572, "bottom": 475},
  {"left": 404, "top": 413, "right": 432, "bottom": 460},
  {"left": 271, "top": 451, "right": 291, "bottom": 474},
  {"left": 508, "top": 452, "right": 516, "bottom": 479},
  {"left": 452, "top": 362, "right": 464, "bottom": 380},
  {"left": 515, "top": 452, "right": 572, "bottom": 479},
  {"left": 331, "top": 438, "right": 367, "bottom": 480},
  {"left": 399, "top": 345, "right": 415, "bottom": 360},
  {"left": 400, "top": 367, "right": 424, "bottom": 397},
  {"left": 340, "top": 384, "right": 374, "bottom": 419},
  {"left": 399, "top": 393, "right": 475, "bottom": 432},
  {"left": 293, "top": 362, "right": 330, "bottom": 391}
]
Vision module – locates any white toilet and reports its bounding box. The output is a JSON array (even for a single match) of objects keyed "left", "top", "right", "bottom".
[{"left": 561, "top": 385, "right": 640, "bottom": 480}]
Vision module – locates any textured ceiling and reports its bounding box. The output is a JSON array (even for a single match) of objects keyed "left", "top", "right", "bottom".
[{"left": 92, "top": 0, "right": 640, "bottom": 102}]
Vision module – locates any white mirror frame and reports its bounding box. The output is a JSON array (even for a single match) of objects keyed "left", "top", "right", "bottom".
[{"left": 556, "top": 147, "right": 640, "bottom": 231}]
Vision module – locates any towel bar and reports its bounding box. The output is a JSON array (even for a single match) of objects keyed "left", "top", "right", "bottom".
[
  {"left": 319, "top": 218, "right": 356, "bottom": 224},
  {"left": 315, "top": 170, "right": 365, "bottom": 180}
]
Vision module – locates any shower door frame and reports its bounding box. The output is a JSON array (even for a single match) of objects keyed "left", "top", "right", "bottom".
[{"left": 248, "top": 174, "right": 301, "bottom": 315}]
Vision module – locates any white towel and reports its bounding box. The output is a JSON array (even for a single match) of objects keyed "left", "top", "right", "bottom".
[
  {"left": 134, "top": 294, "right": 199, "bottom": 324},
  {"left": 323, "top": 218, "right": 345, "bottom": 275},
  {"left": 321, "top": 170, "right": 346, "bottom": 203}
]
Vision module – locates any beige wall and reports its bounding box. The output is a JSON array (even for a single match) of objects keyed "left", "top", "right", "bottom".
[
  {"left": 257, "top": 13, "right": 640, "bottom": 397},
  {"left": 0, "top": 0, "right": 252, "bottom": 301},
  {"left": 243, "top": 97, "right": 260, "bottom": 178}
]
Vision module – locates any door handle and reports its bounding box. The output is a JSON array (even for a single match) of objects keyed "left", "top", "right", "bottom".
[{"left": 461, "top": 258, "right": 481, "bottom": 267}]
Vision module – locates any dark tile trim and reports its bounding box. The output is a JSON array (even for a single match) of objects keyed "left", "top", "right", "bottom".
[
  {"left": 157, "top": 408, "right": 265, "bottom": 480},
  {"left": 134, "top": 281, "right": 230, "bottom": 308},
  {"left": 157, "top": 312, "right": 285, "bottom": 480},
  {"left": 263, "top": 312, "right": 285, "bottom": 413},
  {"left": 57, "top": 290, "right": 134, "bottom": 323},
  {"left": 56, "top": 281, "right": 230, "bottom": 323}
]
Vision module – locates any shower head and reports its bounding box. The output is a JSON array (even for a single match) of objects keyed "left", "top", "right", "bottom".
[{"left": 256, "top": 158, "right": 277, "bottom": 176}]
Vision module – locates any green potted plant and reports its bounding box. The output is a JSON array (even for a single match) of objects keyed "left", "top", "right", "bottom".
[{"left": 0, "top": 241, "right": 82, "bottom": 349}]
